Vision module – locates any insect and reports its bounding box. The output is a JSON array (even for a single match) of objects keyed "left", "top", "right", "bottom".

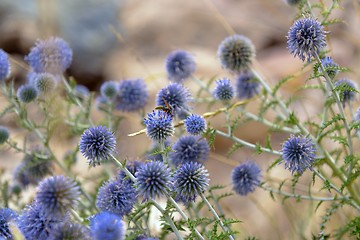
[{"left": 155, "top": 97, "right": 175, "bottom": 117}]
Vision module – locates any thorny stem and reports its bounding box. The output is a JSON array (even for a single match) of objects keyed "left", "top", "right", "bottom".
[{"left": 200, "top": 192, "right": 235, "bottom": 240}]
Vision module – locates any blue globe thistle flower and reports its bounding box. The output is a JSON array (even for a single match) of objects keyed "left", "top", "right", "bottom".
[
  {"left": 18, "top": 204, "right": 65, "bottom": 240},
  {"left": 79, "top": 126, "right": 116, "bottom": 167},
  {"left": 334, "top": 79, "right": 357, "bottom": 106},
  {"left": 144, "top": 110, "right": 175, "bottom": 142},
  {"left": 100, "top": 81, "right": 118, "bottom": 100},
  {"left": 184, "top": 114, "right": 206, "bottom": 135},
  {"left": 232, "top": 161, "right": 261, "bottom": 196},
  {"left": 48, "top": 222, "right": 90, "bottom": 240},
  {"left": 173, "top": 162, "right": 209, "bottom": 204},
  {"left": 281, "top": 135, "right": 316, "bottom": 174},
  {"left": 287, "top": 18, "right": 326, "bottom": 62},
  {"left": 14, "top": 149, "right": 53, "bottom": 187},
  {"left": 135, "top": 161, "right": 171, "bottom": 199},
  {"left": 116, "top": 79, "right": 149, "bottom": 112},
  {"left": 90, "top": 212, "right": 125, "bottom": 240},
  {"left": 217, "top": 35, "right": 255, "bottom": 72},
  {"left": 0, "top": 126, "right": 9, "bottom": 144},
  {"left": 25, "top": 37, "right": 73, "bottom": 75},
  {"left": 170, "top": 135, "right": 210, "bottom": 166},
  {"left": 0, "top": 208, "right": 17, "bottom": 240},
  {"left": 35, "top": 175, "right": 80, "bottom": 217},
  {"left": 213, "top": 78, "right": 234, "bottom": 101},
  {"left": 156, "top": 83, "right": 192, "bottom": 117},
  {"left": 117, "top": 161, "right": 144, "bottom": 183},
  {"left": 319, "top": 56, "right": 338, "bottom": 79},
  {"left": 17, "top": 84, "right": 38, "bottom": 103},
  {"left": 236, "top": 72, "right": 261, "bottom": 99},
  {"left": 73, "top": 84, "right": 90, "bottom": 99},
  {"left": 96, "top": 179, "right": 137, "bottom": 216},
  {"left": 31, "top": 73, "right": 57, "bottom": 94},
  {"left": 165, "top": 50, "right": 196, "bottom": 83},
  {"left": 0, "top": 49, "right": 10, "bottom": 81}
]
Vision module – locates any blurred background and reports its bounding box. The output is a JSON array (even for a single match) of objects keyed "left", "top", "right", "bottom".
[{"left": 0, "top": 0, "right": 360, "bottom": 239}]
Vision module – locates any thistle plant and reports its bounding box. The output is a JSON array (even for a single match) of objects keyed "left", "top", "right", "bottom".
[{"left": 0, "top": 1, "right": 360, "bottom": 239}]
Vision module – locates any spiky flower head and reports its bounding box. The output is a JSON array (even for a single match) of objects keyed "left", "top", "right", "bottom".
[
  {"left": 115, "top": 79, "right": 149, "bottom": 112},
  {"left": 281, "top": 135, "right": 316, "bottom": 174},
  {"left": 25, "top": 37, "right": 72, "bottom": 75},
  {"left": 287, "top": 18, "right": 326, "bottom": 62},
  {"left": 144, "top": 110, "right": 175, "bottom": 142},
  {"left": 184, "top": 114, "right": 207, "bottom": 135},
  {"left": 232, "top": 161, "right": 261, "bottom": 196},
  {"left": 135, "top": 161, "right": 171, "bottom": 199},
  {"left": 173, "top": 162, "right": 209, "bottom": 204},
  {"left": 90, "top": 212, "right": 125, "bottom": 240},
  {"left": 319, "top": 56, "right": 338, "bottom": 79},
  {"left": 236, "top": 72, "right": 261, "bottom": 99},
  {"left": 334, "top": 79, "right": 357, "bottom": 106},
  {"left": 18, "top": 204, "right": 65, "bottom": 240},
  {"left": 117, "top": 161, "right": 144, "bottom": 183},
  {"left": 170, "top": 135, "right": 210, "bottom": 166},
  {"left": 0, "top": 49, "right": 10, "bottom": 81},
  {"left": 156, "top": 83, "right": 192, "bottom": 117},
  {"left": 31, "top": 72, "right": 57, "bottom": 94},
  {"left": 100, "top": 81, "right": 118, "bottom": 100},
  {"left": 14, "top": 149, "right": 53, "bottom": 187},
  {"left": 17, "top": 84, "right": 38, "bottom": 103},
  {"left": 96, "top": 179, "right": 137, "bottom": 216},
  {"left": 165, "top": 50, "right": 196, "bottom": 83},
  {"left": 79, "top": 126, "right": 116, "bottom": 167},
  {"left": 217, "top": 35, "right": 255, "bottom": 72},
  {"left": 48, "top": 222, "right": 90, "bottom": 240},
  {"left": 213, "top": 78, "right": 234, "bottom": 101},
  {"left": 0, "top": 208, "right": 17, "bottom": 240},
  {"left": 35, "top": 176, "right": 80, "bottom": 217},
  {"left": 0, "top": 126, "right": 9, "bottom": 144}
]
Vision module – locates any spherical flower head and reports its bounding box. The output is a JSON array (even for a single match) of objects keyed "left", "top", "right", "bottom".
[
  {"left": 18, "top": 204, "right": 65, "bottom": 240},
  {"left": 0, "top": 208, "right": 17, "bottom": 240},
  {"left": 144, "top": 110, "right": 174, "bottom": 142},
  {"left": 165, "top": 50, "right": 196, "bottom": 83},
  {"left": 117, "top": 161, "right": 144, "bottom": 183},
  {"left": 217, "top": 35, "right": 255, "bottom": 72},
  {"left": 96, "top": 179, "right": 137, "bottom": 216},
  {"left": 236, "top": 72, "right": 261, "bottom": 99},
  {"left": 213, "top": 78, "right": 234, "bottom": 101},
  {"left": 73, "top": 84, "right": 90, "bottom": 99},
  {"left": 287, "top": 18, "right": 326, "bottom": 62},
  {"left": 0, "top": 126, "right": 9, "bottom": 144},
  {"left": 48, "top": 222, "right": 90, "bottom": 240},
  {"left": 0, "top": 49, "right": 10, "bottom": 81},
  {"left": 14, "top": 149, "right": 53, "bottom": 187},
  {"left": 156, "top": 83, "right": 192, "bottom": 117},
  {"left": 281, "top": 135, "right": 316, "bottom": 174},
  {"left": 170, "top": 135, "right": 210, "bottom": 166},
  {"left": 25, "top": 37, "right": 72, "bottom": 75},
  {"left": 100, "top": 81, "right": 119, "bottom": 100},
  {"left": 79, "top": 126, "right": 116, "bottom": 167},
  {"left": 173, "top": 162, "right": 209, "bottom": 204},
  {"left": 17, "top": 84, "right": 38, "bottom": 103},
  {"left": 35, "top": 175, "right": 80, "bottom": 217},
  {"left": 90, "top": 211, "right": 125, "bottom": 240},
  {"left": 135, "top": 161, "right": 171, "bottom": 199},
  {"left": 116, "top": 79, "right": 149, "bottom": 112},
  {"left": 184, "top": 114, "right": 206, "bottom": 135},
  {"left": 232, "top": 161, "right": 261, "bottom": 196},
  {"left": 319, "top": 56, "right": 338, "bottom": 79},
  {"left": 31, "top": 72, "right": 57, "bottom": 94},
  {"left": 334, "top": 79, "right": 357, "bottom": 106}
]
